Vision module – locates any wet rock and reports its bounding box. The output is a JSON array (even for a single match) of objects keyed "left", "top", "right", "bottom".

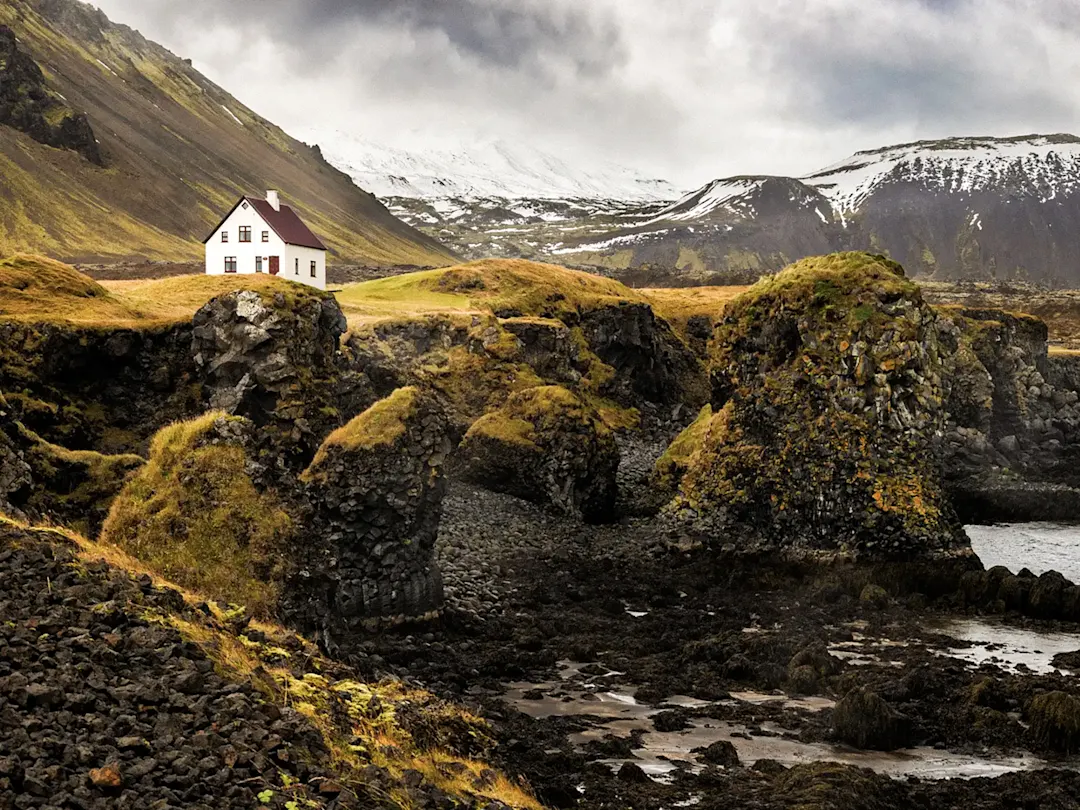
[
  {"left": 652, "top": 709, "right": 691, "bottom": 732},
  {"left": 832, "top": 689, "right": 911, "bottom": 751},
  {"left": 859, "top": 583, "right": 889, "bottom": 609},
  {"left": 788, "top": 641, "right": 843, "bottom": 679},
  {"left": 615, "top": 762, "right": 651, "bottom": 784},
  {"left": 696, "top": 739, "right": 740, "bottom": 767},
  {"left": 458, "top": 386, "right": 619, "bottom": 523},
  {"left": 1026, "top": 691, "right": 1080, "bottom": 754}
]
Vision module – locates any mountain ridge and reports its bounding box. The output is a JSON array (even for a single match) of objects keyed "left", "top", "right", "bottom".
[{"left": 545, "top": 133, "right": 1080, "bottom": 286}]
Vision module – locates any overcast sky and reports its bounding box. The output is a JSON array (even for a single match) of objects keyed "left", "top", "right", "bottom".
[{"left": 87, "top": 0, "right": 1080, "bottom": 187}]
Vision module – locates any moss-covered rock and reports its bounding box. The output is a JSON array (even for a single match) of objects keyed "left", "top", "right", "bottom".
[
  {"left": 297, "top": 387, "right": 451, "bottom": 630},
  {"left": 100, "top": 412, "right": 292, "bottom": 617},
  {"left": 833, "top": 689, "right": 911, "bottom": 751},
  {"left": 1026, "top": 691, "right": 1080, "bottom": 754},
  {"left": 458, "top": 385, "right": 619, "bottom": 522},
  {"left": 0, "top": 391, "right": 143, "bottom": 533},
  {"left": 671, "top": 252, "right": 968, "bottom": 560},
  {"left": 650, "top": 404, "right": 714, "bottom": 499},
  {"left": 774, "top": 762, "right": 902, "bottom": 809}
]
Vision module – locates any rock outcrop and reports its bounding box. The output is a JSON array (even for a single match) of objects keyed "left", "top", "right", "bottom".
[
  {"left": 942, "top": 309, "right": 1080, "bottom": 520},
  {"left": 458, "top": 385, "right": 620, "bottom": 522},
  {"left": 1, "top": 391, "right": 143, "bottom": 534},
  {"left": 578, "top": 302, "right": 708, "bottom": 407},
  {"left": 670, "top": 253, "right": 968, "bottom": 560},
  {"left": 0, "top": 25, "right": 103, "bottom": 164},
  {"left": 297, "top": 387, "right": 451, "bottom": 632},
  {"left": 192, "top": 288, "right": 370, "bottom": 465},
  {"left": 100, "top": 412, "right": 294, "bottom": 617}
]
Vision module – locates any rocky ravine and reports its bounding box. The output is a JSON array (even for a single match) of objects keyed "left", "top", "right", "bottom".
[{"left": 3, "top": 253, "right": 1080, "bottom": 808}]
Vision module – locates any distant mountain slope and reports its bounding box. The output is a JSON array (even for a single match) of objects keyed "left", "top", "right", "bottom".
[
  {"left": 0, "top": 0, "right": 456, "bottom": 266},
  {"left": 301, "top": 129, "right": 678, "bottom": 202},
  {"left": 553, "top": 134, "right": 1080, "bottom": 287}
]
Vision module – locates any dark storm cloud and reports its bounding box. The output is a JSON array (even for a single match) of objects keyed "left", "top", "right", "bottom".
[
  {"left": 87, "top": 0, "right": 1080, "bottom": 184},
  {"left": 121, "top": 0, "right": 627, "bottom": 80}
]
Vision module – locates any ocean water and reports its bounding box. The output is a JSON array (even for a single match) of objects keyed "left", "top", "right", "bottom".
[{"left": 966, "top": 523, "right": 1080, "bottom": 582}]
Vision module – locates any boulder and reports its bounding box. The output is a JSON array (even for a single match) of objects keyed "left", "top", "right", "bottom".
[
  {"left": 832, "top": 689, "right": 911, "bottom": 751},
  {"left": 1026, "top": 691, "right": 1080, "bottom": 754},
  {"left": 696, "top": 740, "right": 740, "bottom": 767},
  {"left": 297, "top": 387, "right": 451, "bottom": 630},
  {"left": 458, "top": 385, "right": 619, "bottom": 522},
  {"left": 673, "top": 252, "right": 968, "bottom": 560},
  {"left": 192, "top": 287, "right": 365, "bottom": 464}
]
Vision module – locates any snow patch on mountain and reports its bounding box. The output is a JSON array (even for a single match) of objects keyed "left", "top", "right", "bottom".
[
  {"left": 804, "top": 135, "right": 1080, "bottom": 213},
  {"left": 299, "top": 128, "right": 679, "bottom": 202}
]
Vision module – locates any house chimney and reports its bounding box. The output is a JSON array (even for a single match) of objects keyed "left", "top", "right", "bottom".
[{"left": 266, "top": 190, "right": 280, "bottom": 211}]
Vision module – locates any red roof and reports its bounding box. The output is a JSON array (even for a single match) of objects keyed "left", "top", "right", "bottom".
[{"left": 202, "top": 196, "right": 328, "bottom": 250}]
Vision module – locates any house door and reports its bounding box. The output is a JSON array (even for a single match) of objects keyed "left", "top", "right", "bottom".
[{"left": 269, "top": 256, "right": 280, "bottom": 276}]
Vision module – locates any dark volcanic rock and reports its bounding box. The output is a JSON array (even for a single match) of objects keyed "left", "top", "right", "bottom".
[
  {"left": 295, "top": 386, "right": 451, "bottom": 632},
  {"left": 578, "top": 302, "right": 708, "bottom": 407},
  {"left": 192, "top": 288, "right": 371, "bottom": 465},
  {"left": 943, "top": 308, "right": 1080, "bottom": 521},
  {"left": 458, "top": 385, "right": 619, "bottom": 522},
  {"left": 0, "top": 521, "right": 350, "bottom": 809},
  {"left": 832, "top": 689, "right": 911, "bottom": 751},
  {"left": 669, "top": 253, "right": 969, "bottom": 560},
  {"left": 1026, "top": 691, "right": 1080, "bottom": 754}
]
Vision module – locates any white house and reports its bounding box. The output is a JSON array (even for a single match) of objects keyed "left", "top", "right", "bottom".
[{"left": 203, "top": 190, "right": 328, "bottom": 290}]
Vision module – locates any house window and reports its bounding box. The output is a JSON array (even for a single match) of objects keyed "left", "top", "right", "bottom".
[
  {"left": 221, "top": 231, "right": 228, "bottom": 243},
  {"left": 310, "top": 261, "right": 317, "bottom": 278},
  {"left": 261, "top": 231, "right": 269, "bottom": 242},
  {"left": 295, "top": 258, "right": 299, "bottom": 275},
  {"left": 224, "top": 257, "right": 237, "bottom": 273},
  {"left": 239, "top": 226, "right": 252, "bottom": 243},
  {"left": 255, "top": 257, "right": 263, "bottom": 273}
]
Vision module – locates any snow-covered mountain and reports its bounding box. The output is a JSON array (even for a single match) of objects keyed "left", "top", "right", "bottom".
[
  {"left": 298, "top": 129, "right": 678, "bottom": 202},
  {"left": 804, "top": 134, "right": 1080, "bottom": 213},
  {"left": 554, "top": 134, "right": 1080, "bottom": 286}
]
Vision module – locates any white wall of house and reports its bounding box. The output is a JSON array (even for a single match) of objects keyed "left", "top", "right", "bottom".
[
  {"left": 281, "top": 244, "right": 327, "bottom": 290},
  {"left": 204, "top": 200, "right": 327, "bottom": 290}
]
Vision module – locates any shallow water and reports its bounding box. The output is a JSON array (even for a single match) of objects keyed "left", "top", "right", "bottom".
[
  {"left": 932, "top": 618, "right": 1080, "bottom": 674},
  {"left": 505, "top": 662, "right": 1065, "bottom": 781},
  {"left": 968, "top": 523, "right": 1080, "bottom": 582}
]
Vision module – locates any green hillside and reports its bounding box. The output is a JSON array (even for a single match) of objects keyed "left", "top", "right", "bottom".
[{"left": 0, "top": 0, "right": 457, "bottom": 266}]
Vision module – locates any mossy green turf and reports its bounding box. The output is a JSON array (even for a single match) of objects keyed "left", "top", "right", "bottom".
[
  {"left": 100, "top": 412, "right": 292, "bottom": 617},
  {"left": 1, "top": 255, "right": 333, "bottom": 326},
  {"left": 464, "top": 385, "right": 608, "bottom": 452},
  {"left": 303, "top": 387, "right": 419, "bottom": 479}
]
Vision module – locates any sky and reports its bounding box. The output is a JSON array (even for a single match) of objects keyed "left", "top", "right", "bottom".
[{"left": 86, "top": 0, "right": 1080, "bottom": 187}]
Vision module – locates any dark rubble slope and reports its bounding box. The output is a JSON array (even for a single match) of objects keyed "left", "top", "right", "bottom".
[{"left": 0, "top": 519, "right": 543, "bottom": 810}]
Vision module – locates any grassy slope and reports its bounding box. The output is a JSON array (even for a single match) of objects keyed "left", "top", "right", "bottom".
[
  {"left": 0, "top": 254, "right": 332, "bottom": 326},
  {"left": 0, "top": 0, "right": 456, "bottom": 266}
]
